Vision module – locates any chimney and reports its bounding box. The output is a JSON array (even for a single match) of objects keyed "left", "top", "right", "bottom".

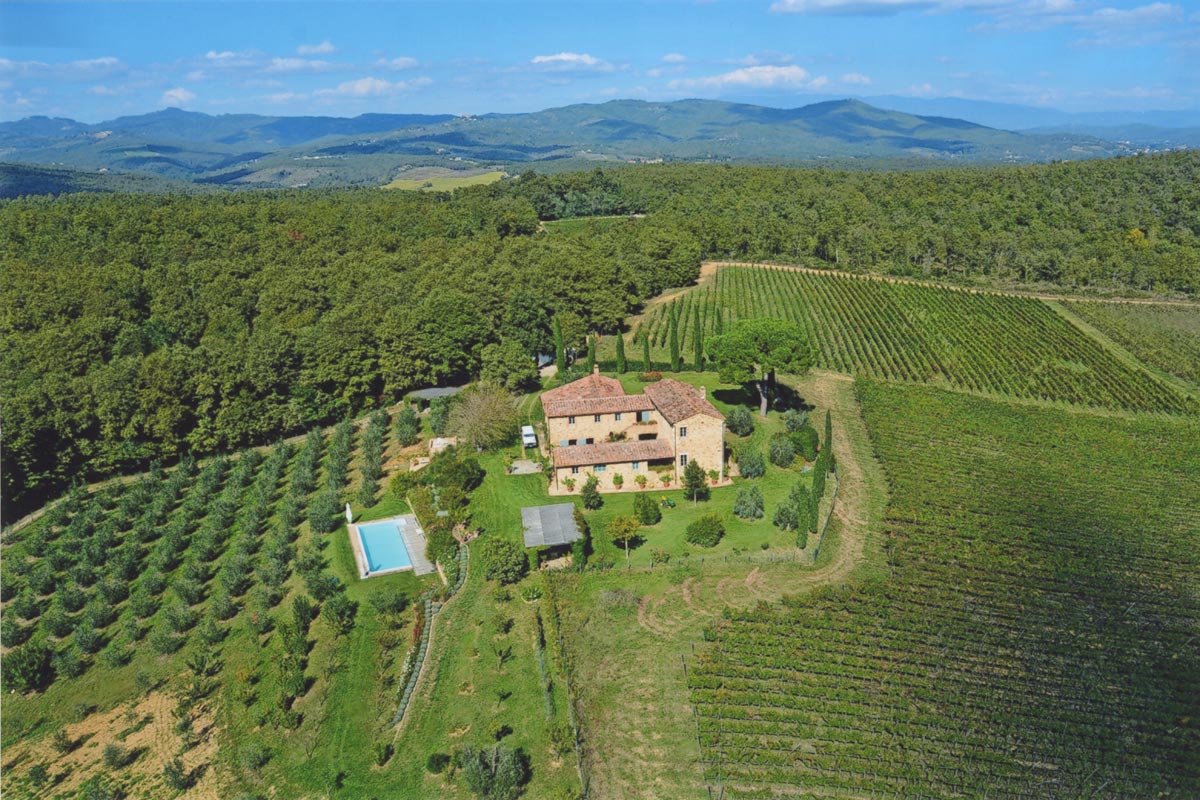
[{"left": 593, "top": 364, "right": 600, "bottom": 375}]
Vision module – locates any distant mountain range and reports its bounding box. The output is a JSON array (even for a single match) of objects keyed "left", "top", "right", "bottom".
[{"left": 1, "top": 97, "right": 1193, "bottom": 192}]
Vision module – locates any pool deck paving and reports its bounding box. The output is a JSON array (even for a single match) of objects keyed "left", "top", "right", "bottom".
[
  {"left": 349, "top": 514, "right": 436, "bottom": 578},
  {"left": 398, "top": 514, "right": 436, "bottom": 576}
]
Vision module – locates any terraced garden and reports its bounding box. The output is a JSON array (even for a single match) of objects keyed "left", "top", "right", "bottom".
[
  {"left": 687, "top": 382, "right": 1200, "bottom": 798},
  {"left": 634, "top": 266, "right": 1196, "bottom": 413}
]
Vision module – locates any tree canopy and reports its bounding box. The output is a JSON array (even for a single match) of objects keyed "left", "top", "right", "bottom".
[{"left": 706, "top": 318, "right": 813, "bottom": 416}]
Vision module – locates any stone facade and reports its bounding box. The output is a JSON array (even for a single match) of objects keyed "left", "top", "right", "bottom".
[{"left": 541, "top": 368, "right": 726, "bottom": 494}]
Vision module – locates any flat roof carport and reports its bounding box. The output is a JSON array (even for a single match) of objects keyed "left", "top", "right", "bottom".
[{"left": 521, "top": 503, "right": 582, "bottom": 548}]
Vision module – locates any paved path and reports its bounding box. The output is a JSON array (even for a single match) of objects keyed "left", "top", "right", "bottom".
[{"left": 399, "top": 514, "right": 436, "bottom": 576}]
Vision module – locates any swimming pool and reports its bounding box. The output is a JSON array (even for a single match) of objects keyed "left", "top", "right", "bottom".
[{"left": 357, "top": 519, "right": 414, "bottom": 573}]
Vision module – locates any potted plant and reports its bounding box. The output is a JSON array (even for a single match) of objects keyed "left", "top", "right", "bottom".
[
  {"left": 564, "top": 477, "right": 576, "bottom": 492},
  {"left": 661, "top": 474, "right": 672, "bottom": 488},
  {"left": 612, "top": 473, "right": 624, "bottom": 490},
  {"left": 708, "top": 469, "right": 720, "bottom": 486},
  {"left": 635, "top": 474, "right": 648, "bottom": 489}
]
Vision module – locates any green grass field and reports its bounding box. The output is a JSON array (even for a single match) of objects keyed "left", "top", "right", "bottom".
[{"left": 382, "top": 170, "right": 506, "bottom": 191}]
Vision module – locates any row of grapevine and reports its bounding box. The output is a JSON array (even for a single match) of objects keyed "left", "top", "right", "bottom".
[
  {"left": 634, "top": 267, "right": 1196, "bottom": 414},
  {"left": 686, "top": 382, "right": 1200, "bottom": 798}
]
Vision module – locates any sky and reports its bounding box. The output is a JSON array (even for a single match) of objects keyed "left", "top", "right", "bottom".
[{"left": 1, "top": 0, "right": 1198, "bottom": 122}]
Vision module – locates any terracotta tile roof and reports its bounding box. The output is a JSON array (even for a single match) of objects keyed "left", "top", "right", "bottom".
[
  {"left": 553, "top": 438, "right": 675, "bottom": 468},
  {"left": 540, "top": 367, "right": 626, "bottom": 405},
  {"left": 542, "top": 394, "right": 656, "bottom": 418},
  {"left": 642, "top": 379, "right": 724, "bottom": 424}
]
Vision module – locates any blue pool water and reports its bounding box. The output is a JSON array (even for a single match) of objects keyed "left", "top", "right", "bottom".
[{"left": 357, "top": 519, "right": 414, "bottom": 573}]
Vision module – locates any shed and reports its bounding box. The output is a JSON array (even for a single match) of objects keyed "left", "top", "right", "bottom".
[{"left": 521, "top": 503, "right": 582, "bottom": 549}]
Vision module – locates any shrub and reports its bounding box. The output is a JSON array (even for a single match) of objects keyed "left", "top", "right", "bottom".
[
  {"left": 612, "top": 472, "right": 624, "bottom": 489},
  {"left": 768, "top": 434, "right": 795, "bottom": 467},
  {"left": 458, "top": 744, "right": 531, "bottom": 800},
  {"left": 633, "top": 492, "right": 662, "bottom": 526},
  {"left": 28, "top": 762, "right": 49, "bottom": 788},
  {"left": 733, "top": 485, "right": 765, "bottom": 519},
  {"left": 103, "top": 743, "right": 133, "bottom": 769},
  {"left": 163, "top": 757, "right": 192, "bottom": 790},
  {"left": 429, "top": 397, "right": 453, "bottom": 436},
  {"left": 726, "top": 406, "right": 755, "bottom": 436},
  {"left": 426, "top": 752, "right": 450, "bottom": 774},
  {"left": 638, "top": 370, "right": 663, "bottom": 382},
  {"left": 580, "top": 474, "right": 602, "bottom": 510},
  {"left": 53, "top": 645, "right": 86, "bottom": 678},
  {"left": 491, "top": 612, "right": 514, "bottom": 635},
  {"left": 791, "top": 424, "right": 820, "bottom": 461},
  {"left": 482, "top": 538, "right": 528, "bottom": 585},
  {"left": 1, "top": 614, "right": 33, "bottom": 647},
  {"left": 395, "top": 406, "right": 420, "bottom": 447},
  {"left": 736, "top": 447, "right": 766, "bottom": 478},
  {"left": 374, "top": 741, "right": 394, "bottom": 766},
  {"left": 685, "top": 514, "right": 725, "bottom": 548},
  {"left": 322, "top": 591, "right": 358, "bottom": 637},
  {"left": 783, "top": 408, "right": 810, "bottom": 433},
  {"left": 368, "top": 588, "right": 409, "bottom": 617},
  {"left": 520, "top": 584, "right": 543, "bottom": 602},
  {"left": 239, "top": 741, "right": 271, "bottom": 770}
]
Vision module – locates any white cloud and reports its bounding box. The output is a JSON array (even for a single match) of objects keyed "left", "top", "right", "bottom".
[
  {"left": 374, "top": 57, "right": 420, "bottom": 70},
  {"left": 161, "top": 87, "right": 196, "bottom": 106},
  {"left": 728, "top": 50, "right": 795, "bottom": 66},
  {"left": 297, "top": 40, "right": 336, "bottom": 55},
  {"left": 841, "top": 72, "right": 873, "bottom": 84},
  {"left": 204, "top": 50, "right": 258, "bottom": 68},
  {"left": 314, "top": 76, "right": 432, "bottom": 97},
  {"left": 0, "top": 56, "right": 125, "bottom": 81},
  {"left": 770, "top": 0, "right": 951, "bottom": 14},
  {"left": 185, "top": 70, "right": 207, "bottom": 81},
  {"left": 531, "top": 52, "right": 613, "bottom": 71},
  {"left": 267, "top": 91, "right": 307, "bottom": 104},
  {"left": 662, "top": 53, "right": 688, "bottom": 63},
  {"left": 266, "top": 57, "right": 334, "bottom": 74},
  {"left": 670, "top": 64, "right": 822, "bottom": 89},
  {"left": 89, "top": 85, "right": 124, "bottom": 96}
]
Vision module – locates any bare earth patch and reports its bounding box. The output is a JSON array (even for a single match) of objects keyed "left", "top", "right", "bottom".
[{"left": 1, "top": 691, "right": 222, "bottom": 800}]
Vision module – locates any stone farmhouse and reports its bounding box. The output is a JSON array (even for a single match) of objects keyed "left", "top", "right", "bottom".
[{"left": 541, "top": 367, "right": 726, "bottom": 493}]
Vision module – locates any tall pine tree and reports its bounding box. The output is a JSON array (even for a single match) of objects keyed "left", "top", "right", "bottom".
[
  {"left": 693, "top": 305, "right": 704, "bottom": 370},
  {"left": 642, "top": 333, "right": 652, "bottom": 372},
  {"left": 616, "top": 333, "right": 627, "bottom": 374},
  {"left": 553, "top": 316, "right": 566, "bottom": 376}
]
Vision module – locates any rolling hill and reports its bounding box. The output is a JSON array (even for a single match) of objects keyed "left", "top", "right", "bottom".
[{"left": 0, "top": 99, "right": 1121, "bottom": 192}]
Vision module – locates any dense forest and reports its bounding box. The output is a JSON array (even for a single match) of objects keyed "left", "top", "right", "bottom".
[
  {"left": 500, "top": 152, "right": 1200, "bottom": 292},
  {"left": 3, "top": 152, "right": 1198, "bottom": 513}
]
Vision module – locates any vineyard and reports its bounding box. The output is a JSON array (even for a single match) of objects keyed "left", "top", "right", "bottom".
[
  {"left": 1064, "top": 300, "right": 1200, "bottom": 386},
  {"left": 0, "top": 413, "right": 434, "bottom": 797},
  {"left": 635, "top": 267, "right": 1196, "bottom": 413},
  {"left": 687, "top": 382, "right": 1200, "bottom": 798}
]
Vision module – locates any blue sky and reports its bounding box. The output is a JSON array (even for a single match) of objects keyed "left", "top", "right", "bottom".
[{"left": 1, "top": 0, "right": 1197, "bottom": 121}]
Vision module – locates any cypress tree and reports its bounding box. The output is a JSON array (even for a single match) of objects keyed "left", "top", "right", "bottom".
[
  {"left": 553, "top": 316, "right": 566, "bottom": 375},
  {"left": 693, "top": 305, "right": 704, "bottom": 370},
  {"left": 642, "top": 333, "right": 651, "bottom": 372},
  {"left": 616, "top": 333, "right": 627, "bottom": 374},
  {"left": 714, "top": 308, "right": 724, "bottom": 336},
  {"left": 586, "top": 335, "right": 596, "bottom": 373},
  {"left": 669, "top": 310, "right": 681, "bottom": 373},
  {"left": 824, "top": 410, "right": 833, "bottom": 462}
]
